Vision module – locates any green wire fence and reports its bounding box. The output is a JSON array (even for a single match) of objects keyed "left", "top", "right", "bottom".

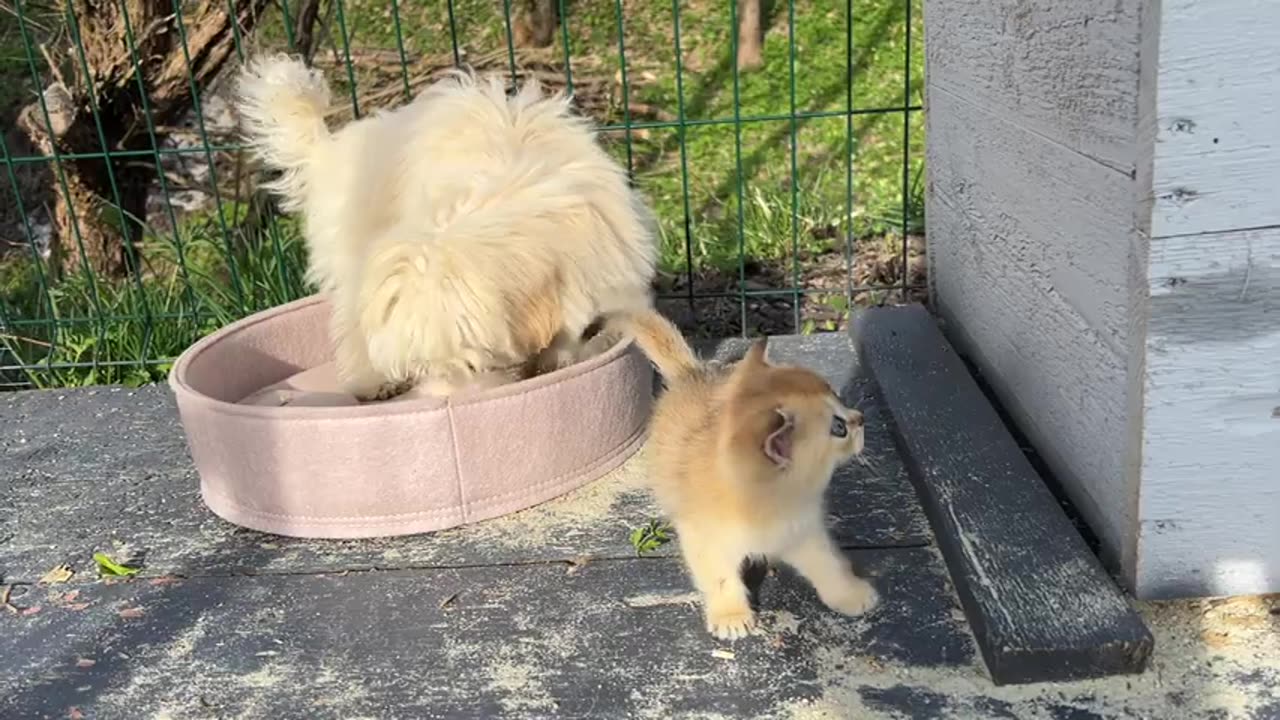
[{"left": 0, "top": 0, "right": 924, "bottom": 390}]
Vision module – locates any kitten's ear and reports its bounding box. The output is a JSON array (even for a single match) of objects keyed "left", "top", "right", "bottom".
[
  {"left": 744, "top": 337, "right": 770, "bottom": 368},
  {"left": 763, "top": 409, "right": 794, "bottom": 468}
]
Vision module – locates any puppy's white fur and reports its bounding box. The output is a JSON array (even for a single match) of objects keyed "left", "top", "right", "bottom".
[{"left": 236, "top": 56, "right": 657, "bottom": 399}]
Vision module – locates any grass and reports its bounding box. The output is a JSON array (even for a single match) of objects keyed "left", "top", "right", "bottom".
[
  {"left": 0, "top": 0, "right": 924, "bottom": 388},
  {"left": 317, "top": 0, "right": 926, "bottom": 272},
  {"left": 0, "top": 26, "right": 31, "bottom": 117},
  {"left": 0, "top": 205, "right": 311, "bottom": 388}
]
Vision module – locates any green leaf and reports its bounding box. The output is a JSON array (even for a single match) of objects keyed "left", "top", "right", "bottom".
[
  {"left": 629, "top": 520, "right": 673, "bottom": 556},
  {"left": 93, "top": 552, "right": 140, "bottom": 577}
]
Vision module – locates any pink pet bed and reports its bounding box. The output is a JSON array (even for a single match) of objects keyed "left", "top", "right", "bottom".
[{"left": 168, "top": 295, "right": 651, "bottom": 538}]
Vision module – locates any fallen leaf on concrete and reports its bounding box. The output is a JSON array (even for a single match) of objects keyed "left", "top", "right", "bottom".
[
  {"left": 21, "top": 605, "right": 42, "bottom": 616},
  {"left": 39, "top": 564, "right": 74, "bottom": 585},
  {"left": 711, "top": 649, "right": 736, "bottom": 660},
  {"left": 117, "top": 606, "right": 145, "bottom": 619},
  {"left": 93, "top": 552, "right": 140, "bottom": 578},
  {"left": 68, "top": 707, "right": 85, "bottom": 720},
  {"left": 76, "top": 658, "right": 95, "bottom": 668}
]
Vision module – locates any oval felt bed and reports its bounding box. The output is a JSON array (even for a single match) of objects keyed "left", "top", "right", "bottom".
[{"left": 168, "top": 295, "right": 653, "bottom": 539}]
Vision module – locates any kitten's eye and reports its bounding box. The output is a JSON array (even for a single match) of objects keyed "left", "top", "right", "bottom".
[{"left": 830, "top": 415, "right": 848, "bottom": 438}]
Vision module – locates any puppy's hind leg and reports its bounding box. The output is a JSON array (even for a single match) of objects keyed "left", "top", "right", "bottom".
[
  {"left": 348, "top": 232, "right": 446, "bottom": 401},
  {"left": 576, "top": 321, "right": 624, "bottom": 360},
  {"left": 529, "top": 328, "right": 580, "bottom": 375},
  {"left": 531, "top": 319, "right": 619, "bottom": 374},
  {"left": 333, "top": 305, "right": 412, "bottom": 401}
]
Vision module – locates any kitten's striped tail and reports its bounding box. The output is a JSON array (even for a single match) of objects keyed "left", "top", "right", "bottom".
[{"left": 613, "top": 309, "right": 699, "bottom": 380}]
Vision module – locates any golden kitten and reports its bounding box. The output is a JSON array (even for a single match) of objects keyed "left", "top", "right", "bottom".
[
  {"left": 236, "top": 56, "right": 657, "bottom": 400},
  {"left": 619, "top": 310, "right": 879, "bottom": 639}
]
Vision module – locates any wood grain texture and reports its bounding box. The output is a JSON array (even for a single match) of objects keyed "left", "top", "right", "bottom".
[
  {"left": 923, "top": 0, "right": 1141, "bottom": 174},
  {"left": 925, "top": 0, "right": 1280, "bottom": 598},
  {"left": 855, "top": 305, "right": 1153, "bottom": 685},
  {"left": 1125, "top": 0, "right": 1162, "bottom": 586},
  {"left": 1135, "top": 226, "right": 1280, "bottom": 598},
  {"left": 1147, "top": 0, "right": 1280, "bottom": 238},
  {"left": 924, "top": 85, "right": 1137, "bottom": 564},
  {"left": 1131, "top": 0, "right": 1280, "bottom": 597}
]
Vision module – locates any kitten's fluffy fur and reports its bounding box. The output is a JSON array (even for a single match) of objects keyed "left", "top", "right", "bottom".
[
  {"left": 236, "top": 56, "right": 657, "bottom": 399},
  {"left": 619, "top": 310, "right": 879, "bottom": 639}
]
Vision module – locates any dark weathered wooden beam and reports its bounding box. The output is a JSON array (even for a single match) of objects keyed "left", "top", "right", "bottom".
[{"left": 854, "top": 304, "right": 1153, "bottom": 685}]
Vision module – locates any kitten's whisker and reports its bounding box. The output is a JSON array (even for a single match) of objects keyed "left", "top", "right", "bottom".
[{"left": 853, "top": 453, "right": 886, "bottom": 475}]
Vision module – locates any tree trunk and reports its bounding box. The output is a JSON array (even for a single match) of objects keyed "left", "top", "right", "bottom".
[
  {"left": 17, "top": 0, "right": 271, "bottom": 279},
  {"left": 512, "top": 0, "right": 559, "bottom": 49},
  {"left": 292, "top": 0, "right": 327, "bottom": 63},
  {"left": 49, "top": 160, "right": 134, "bottom": 278},
  {"left": 737, "top": 0, "right": 765, "bottom": 71}
]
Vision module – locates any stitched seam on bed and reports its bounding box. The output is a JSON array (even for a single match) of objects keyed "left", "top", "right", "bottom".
[{"left": 446, "top": 403, "right": 468, "bottom": 523}]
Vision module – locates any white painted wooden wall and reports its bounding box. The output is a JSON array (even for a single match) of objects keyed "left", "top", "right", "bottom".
[{"left": 924, "top": 0, "right": 1280, "bottom": 599}]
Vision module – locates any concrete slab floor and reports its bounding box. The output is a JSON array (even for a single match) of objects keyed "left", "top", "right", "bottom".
[{"left": 1, "top": 337, "right": 1276, "bottom": 718}]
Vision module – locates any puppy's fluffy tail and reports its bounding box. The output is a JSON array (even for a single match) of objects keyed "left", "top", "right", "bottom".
[
  {"left": 236, "top": 55, "right": 331, "bottom": 207},
  {"left": 612, "top": 309, "right": 700, "bottom": 381}
]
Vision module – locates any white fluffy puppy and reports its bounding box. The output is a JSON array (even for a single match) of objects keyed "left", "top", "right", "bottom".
[{"left": 236, "top": 56, "right": 657, "bottom": 399}]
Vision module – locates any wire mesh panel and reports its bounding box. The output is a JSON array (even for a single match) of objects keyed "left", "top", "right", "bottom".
[{"left": 0, "top": 0, "right": 924, "bottom": 389}]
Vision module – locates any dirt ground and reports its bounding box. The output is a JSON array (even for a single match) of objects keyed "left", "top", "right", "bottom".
[{"left": 773, "top": 593, "right": 1280, "bottom": 719}]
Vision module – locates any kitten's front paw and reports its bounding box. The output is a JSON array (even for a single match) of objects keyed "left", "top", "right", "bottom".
[
  {"left": 822, "top": 577, "right": 879, "bottom": 616},
  {"left": 706, "top": 606, "right": 756, "bottom": 640}
]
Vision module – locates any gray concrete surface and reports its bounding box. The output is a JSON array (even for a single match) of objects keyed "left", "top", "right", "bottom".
[{"left": 1, "top": 334, "right": 1276, "bottom": 718}]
